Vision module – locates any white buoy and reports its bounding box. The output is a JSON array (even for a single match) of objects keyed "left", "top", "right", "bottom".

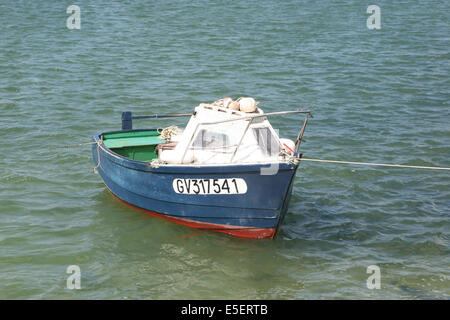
[
  {"left": 239, "top": 97, "right": 257, "bottom": 113},
  {"left": 280, "top": 138, "right": 295, "bottom": 154},
  {"left": 228, "top": 101, "right": 240, "bottom": 110}
]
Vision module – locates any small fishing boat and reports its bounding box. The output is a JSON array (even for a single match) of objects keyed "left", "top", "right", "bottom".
[{"left": 92, "top": 98, "right": 311, "bottom": 238}]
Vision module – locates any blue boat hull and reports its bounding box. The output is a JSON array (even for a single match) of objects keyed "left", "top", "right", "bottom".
[{"left": 92, "top": 133, "right": 299, "bottom": 238}]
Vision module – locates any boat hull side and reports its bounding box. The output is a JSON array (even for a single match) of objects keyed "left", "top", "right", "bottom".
[{"left": 92, "top": 134, "right": 299, "bottom": 238}]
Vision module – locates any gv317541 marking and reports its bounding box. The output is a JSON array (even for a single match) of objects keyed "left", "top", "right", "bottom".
[{"left": 173, "top": 178, "right": 247, "bottom": 195}]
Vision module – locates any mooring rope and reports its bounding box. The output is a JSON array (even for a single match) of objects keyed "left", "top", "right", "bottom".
[
  {"left": 47, "top": 140, "right": 103, "bottom": 172},
  {"left": 299, "top": 158, "right": 450, "bottom": 171},
  {"left": 93, "top": 137, "right": 103, "bottom": 173},
  {"left": 49, "top": 141, "right": 97, "bottom": 149}
]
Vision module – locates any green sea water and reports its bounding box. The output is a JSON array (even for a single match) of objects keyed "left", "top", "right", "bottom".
[{"left": 0, "top": 0, "right": 449, "bottom": 299}]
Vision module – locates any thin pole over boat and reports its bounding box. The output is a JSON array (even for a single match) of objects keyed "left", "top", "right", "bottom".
[
  {"left": 196, "top": 110, "right": 312, "bottom": 126},
  {"left": 122, "top": 110, "right": 311, "bottom": 129},
  {"left": 121, "top": 111, "right": 192, "bottom": 130}
]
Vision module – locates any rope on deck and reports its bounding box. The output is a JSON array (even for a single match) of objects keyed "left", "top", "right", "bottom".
[{"left": 158, "top": 125, "right": 181, "bottom": 140}]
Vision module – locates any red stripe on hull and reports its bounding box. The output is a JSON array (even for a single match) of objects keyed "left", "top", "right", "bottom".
[{"left": 113, "top": 196, "right": 276, "bottom": 239}]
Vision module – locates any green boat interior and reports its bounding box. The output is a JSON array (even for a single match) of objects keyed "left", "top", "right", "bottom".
[{"left": 102, "top": 130, "right": 166, "bottom": 162}]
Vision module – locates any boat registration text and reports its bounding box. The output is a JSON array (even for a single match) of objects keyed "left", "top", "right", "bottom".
[{"left": 173, "top": 178, "right": 247, "bottom": 195}]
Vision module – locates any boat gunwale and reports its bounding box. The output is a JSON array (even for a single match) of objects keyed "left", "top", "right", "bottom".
[{"left": 93, "top": 130, "right": 299, "bottom": 173}]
